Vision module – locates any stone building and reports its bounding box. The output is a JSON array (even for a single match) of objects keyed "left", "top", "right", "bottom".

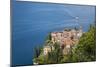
[{"left": 43, "top": 28, "right": 83, "bottom": 55}]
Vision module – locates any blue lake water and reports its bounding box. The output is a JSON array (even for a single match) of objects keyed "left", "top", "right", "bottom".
[{"left": 12, "top": 1, "right": 96, "bottom": 66}]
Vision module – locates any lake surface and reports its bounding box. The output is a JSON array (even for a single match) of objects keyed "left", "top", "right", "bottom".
[{"left": 12, "top": 1, "right": 96, "bottom": 66}]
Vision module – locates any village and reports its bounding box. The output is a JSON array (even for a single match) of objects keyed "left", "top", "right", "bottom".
[
  {"left": 33, "top": 16, "right": 96, "bottom": 65},
  {"left": 43, "top": 26, "right": 83, "bottom": 55}
]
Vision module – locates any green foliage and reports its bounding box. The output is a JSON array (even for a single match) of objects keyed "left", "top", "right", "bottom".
[
  {"left": 33, "top": 46, "right": 43, "bottom": 59},
  {"left": 72, "top": 24, "right": 96, "bottom": 62},
  {"left": 59, "top": 24, "right": 96, "bottom": 63},
  {"left": 61, "top": 46, "right": 73, "bottom": 63},
  {"left": 33, "top": 42, "right": 63, "bottom": 64},
  {"left": 45, "top": 33, "right": 52, "bottom": 46},
  {"left": 33, "top": 24, "right": 96, "bottom": 64},
  {"left": 47, "top": 43, "right": 63, "bottom": 64},
  {"left": 46, "top": 33, "right": 51, "bottom": 41}
]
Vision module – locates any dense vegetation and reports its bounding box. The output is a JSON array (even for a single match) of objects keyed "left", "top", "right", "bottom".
[
  {"left": 33, "top": 24, "right": 96, "bottom": 65},
  {"left": 72, "top": 24, "right": 96, "bottom": 62}
]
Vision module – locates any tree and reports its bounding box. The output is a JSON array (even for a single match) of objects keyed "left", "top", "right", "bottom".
[
  {"left": 33, "top": 24, "right": 96, "bottom": 64},
  {"left": 33, "top": 46, "right": 43, "bottom": 63},
  {"left": 45, "top": 42, "right": 63, "bottom": 64},
  {"left": 72, "top": 24, "right": 96, "bottom": 62},
  {"left": 45, "top": 33, "right": 52, "bottom": 43}
]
